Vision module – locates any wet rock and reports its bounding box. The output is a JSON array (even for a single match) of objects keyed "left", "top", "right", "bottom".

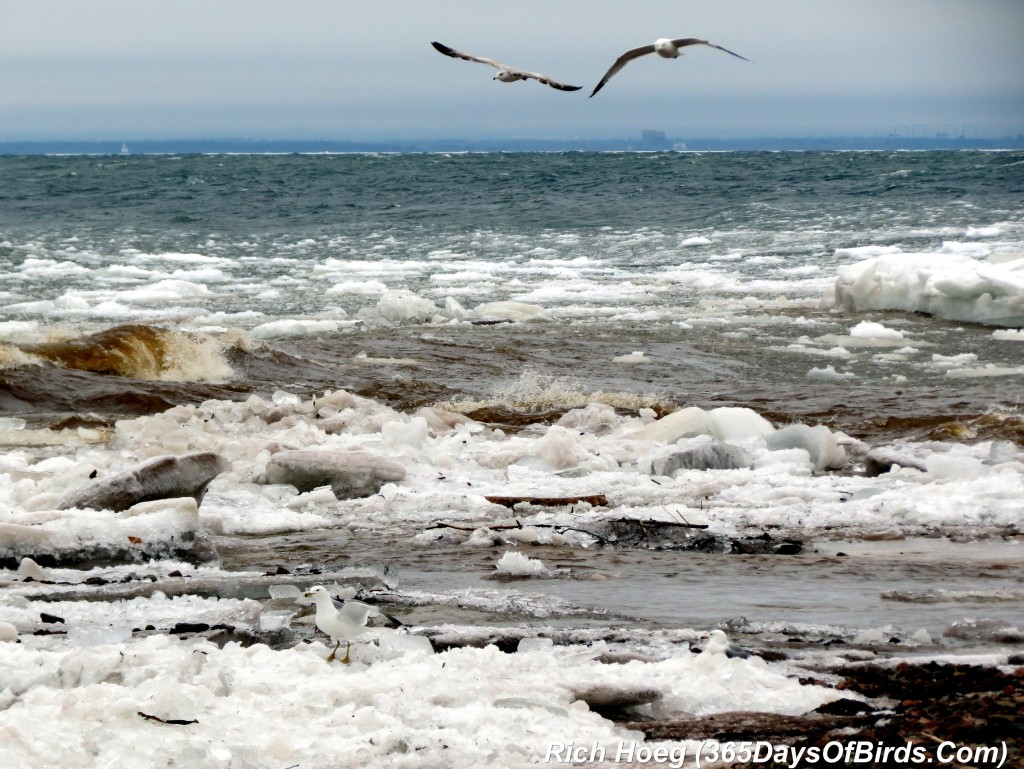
[
  {"left": 170, "top": 621, "right": 210, "bottom": 634},
  {"left": 568, "top": 683, "right": 662, "bottom": 716},
  {"left": 624, "top": 710, "right": 871, "bottom": 743},
  {"left": 59, "top": 452, "right": 229, "bottom": 512},
  {"left": 651, "top": 441, "right": 752, "bottom": 475},
  {"left": 584, "top": 519, "right": 802, "bottom": 554},
  {"left": 260, "top": 450, "right": 406, "bottom": 500}
]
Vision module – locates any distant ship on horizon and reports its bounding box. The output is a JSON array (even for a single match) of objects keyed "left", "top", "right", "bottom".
[{"left": 119, "top": 143, "right": 130, "bottom": 155}]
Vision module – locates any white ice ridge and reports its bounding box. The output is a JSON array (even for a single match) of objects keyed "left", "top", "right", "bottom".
[
  {"left": 834, "top": 251, "right": 1024, "bottom": 328},
  {"left": 2, "top": 386, "right": 1022, "bottom": 560},
  {"left": 0, "top": 634, "right": 845, "bottom": 768}
]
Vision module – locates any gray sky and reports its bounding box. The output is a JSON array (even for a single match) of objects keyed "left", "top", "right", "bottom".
[{"left": 3, "top": 0, "right": 1023, "bottom": 141}]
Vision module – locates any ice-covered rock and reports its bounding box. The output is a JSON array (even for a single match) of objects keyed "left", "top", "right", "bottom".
[
  {"left": 0, "top": 498, "right": 214, "bottom": 568},
  {"left": 766, "top": 424, "right": 848, "bottom": 471},
  {"left": 650, "top": 439, "right": 752, "bottom": 475},
  {"left": 260, "top": 450, "right": 406, "bottom": 499},
  {"left": 59, "top": 452, "right": 229, "bottom": 512}
]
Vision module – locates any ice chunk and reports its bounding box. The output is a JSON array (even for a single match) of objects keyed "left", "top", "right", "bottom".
[
  {"left": 494, "top": 551, "right": 550, "bottom": 577},
  {"left": 613, "top": 351, "right": 649, "bottom": 364},
  {"left": 517, "top": 637, "right": 555, "bottom": 653},
  {"left": 267, "top": 584, "right": 304, "bottom": 601},
  {"left": 67, "top": 625, "right": 134, "bottom": 647},
  {"left": 373, "top": 289, "right": 439, "bottom": 324},
  {"left": 766, "top": 424, "right": 848, "bottom": 471},
  {"left": 381, "top": 416, "right": 429, "bottom": 449},
  {"left": 835, "top": 252, "right": 1024, "bottom": 327},
  {"left": 707, "top": 407, "right": 775, "bottom": 441},
  {"left": 849, "top": 320, "right": 905, "bottom": 339},
  {"left": 377, "top": 632, "right": 434, "bottom": 658},
  {"left": 630, "top": 406, "right": 712, "bottom": 443},
  {"left": 926, "top": 453, "right": 988, "bottom": 479},
  {"left": 472, "top": 300, "right": 547, "bottom": 321},
  {"left": 0, "top": 621, "right": 18, "bottom": 642}
]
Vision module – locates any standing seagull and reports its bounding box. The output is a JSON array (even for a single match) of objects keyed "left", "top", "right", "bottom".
[
  {"left": 304, "top": 585, "right": 403, "bottom": 663},
  {"left": 590, "top": 37, "right": 749, "bottom": 97},
  {"left": 432, "top": 41, "right": 582, "bottom": 92}
]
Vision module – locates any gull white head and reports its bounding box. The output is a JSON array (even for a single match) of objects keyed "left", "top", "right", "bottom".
[
  {"left": 304, "top": 585, "right": 332, "bottom": 604},
  {"left": 654, "top": 38, "right": 682, "bottom": 58},
  {"left": 494, "top": 69, "right": 524, "bottom": 83}
]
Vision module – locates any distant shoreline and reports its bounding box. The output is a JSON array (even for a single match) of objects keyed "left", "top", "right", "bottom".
[{"left": 2, "top": 135, "right": 1022, "bottom": 155}]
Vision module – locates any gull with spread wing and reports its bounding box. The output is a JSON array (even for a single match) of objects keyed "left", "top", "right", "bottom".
[
  {"left": 432, "top": 41, "right": 582, "bottom": 92},
  {"left": 590, "top": 37, "right": 749, "bottom": 97}
]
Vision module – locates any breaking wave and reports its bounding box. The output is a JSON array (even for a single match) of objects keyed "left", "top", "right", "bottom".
[{"left": 20, "top": 324, "right": 237, "bottom": 383}]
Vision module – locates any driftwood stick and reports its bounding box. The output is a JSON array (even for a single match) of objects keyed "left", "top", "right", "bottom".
[
  {"left": 428, "top": 521, "right": 524, "bottom": 532},
  {"left": 483, "top": 494, "right": 609, "bottom": 509},
  {"left": 138, "top": 711, "right": 198, "bottom": 726}
]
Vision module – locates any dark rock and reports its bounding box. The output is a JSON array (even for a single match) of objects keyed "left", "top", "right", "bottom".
[
  {"left": 814, "top": 698, "right": 874, "bottom": 716},
  {"left": 568, "top": 683, "right": 662, "bottom": 715},
  {"left": 170, "top": 622, "right": 211, "bottom": 635},
  {"left": 40, "top": 613, "right": 65, "bottom": 624}
]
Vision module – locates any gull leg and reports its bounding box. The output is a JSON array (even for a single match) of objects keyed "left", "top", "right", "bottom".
[
  {"left": 341, "top": 641, "right": 351, "bottom": 665},
  {"left": 326, "top": 640, "right": 340, "bottom": 662}
]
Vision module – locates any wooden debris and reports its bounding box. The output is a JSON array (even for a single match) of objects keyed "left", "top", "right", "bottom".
[{"left": 138, "top": 711, "right": 198, "bottom": 726}]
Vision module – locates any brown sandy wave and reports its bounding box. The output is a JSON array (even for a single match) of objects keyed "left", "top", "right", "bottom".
[{"left": 20, "top": 324, "right": 236, "bottom": 382}]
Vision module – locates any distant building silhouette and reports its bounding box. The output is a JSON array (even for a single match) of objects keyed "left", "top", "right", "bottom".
[{"left": 639, "top": 130, "right": 671, "bottom": 150}]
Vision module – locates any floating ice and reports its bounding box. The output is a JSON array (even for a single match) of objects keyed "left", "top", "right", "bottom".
[
  {"left": 249, "top": 319, "right": 347, "bottom": 339},
  {"left": 494, "top": 550, "right": 551, "bottom": 577},
  {"left": 835, "top": 252, "right": 1024, "bottom": 328},
  {"left": 849, "top": 320, "right": 905, "bottom": 339},
  {"left": 807, "top": 364, "right": 855, "bottom": 381},
  {"left": 612, "top": 350, "right": 649, "bottom": 364}
]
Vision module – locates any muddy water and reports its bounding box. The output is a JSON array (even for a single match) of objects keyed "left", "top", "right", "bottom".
[{"left": 220, "top": 530, "right": 1024, "bottom": 645}]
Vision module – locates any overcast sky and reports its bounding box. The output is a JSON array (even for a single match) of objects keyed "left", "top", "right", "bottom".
[{"left": 3, "top": 0, "right": 1023, "bottom": 141}]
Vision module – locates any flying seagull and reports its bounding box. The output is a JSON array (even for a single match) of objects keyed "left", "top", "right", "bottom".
[
  {"left": 432, "top": 41, "right": 582, "bottom": 92},
  {"left": 590, "top": 37, "right": 749, "bottom": 97}
]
